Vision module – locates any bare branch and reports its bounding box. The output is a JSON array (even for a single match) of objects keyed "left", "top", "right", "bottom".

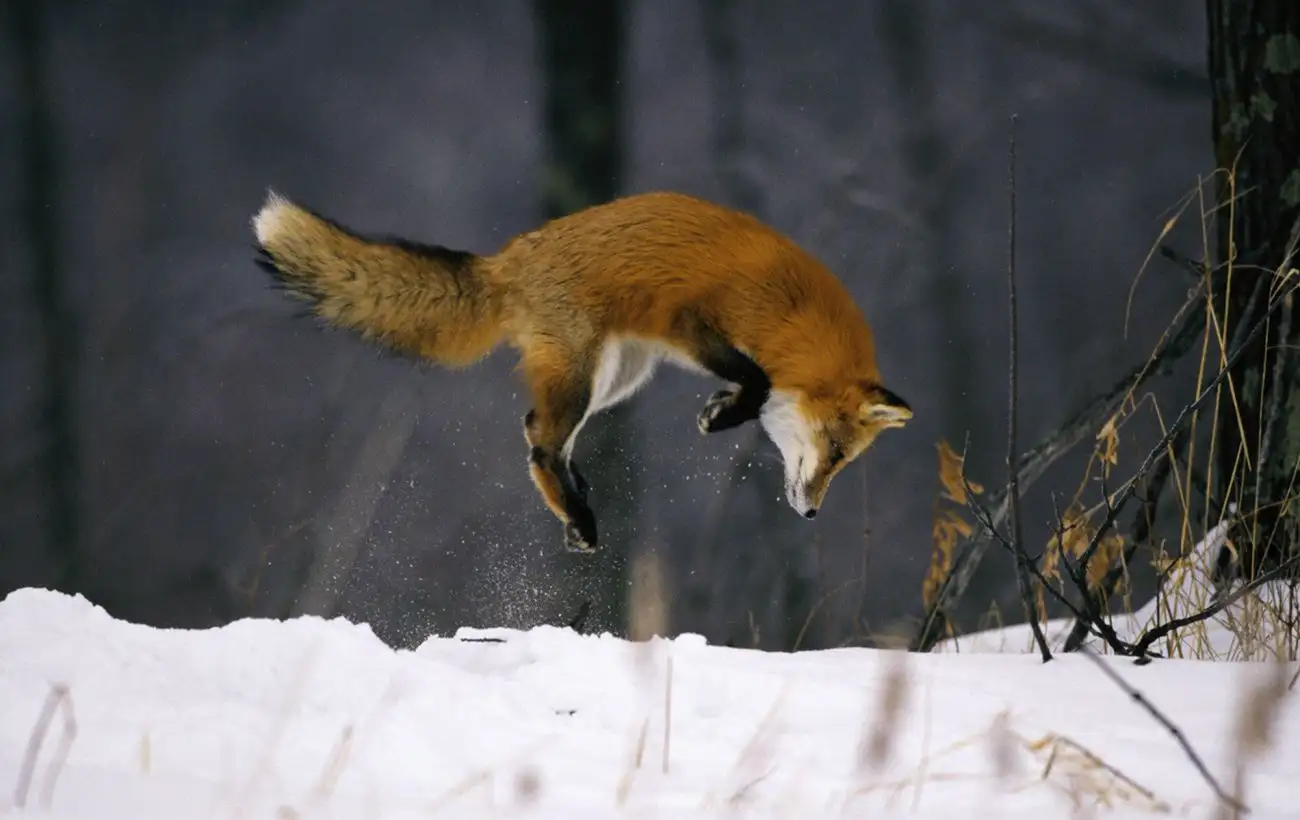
[
  {"left": 1005, "top": 114, "right": 1052, "bottom": 662},
  {"left": 1131, "top": 555, "right": 1300, "bottom": 659},
  {"left": 1077, "top": 646, "right": 1247, "bottom": 814},
  {"left": 1061, "top": 426, "right": 1188, "bottom": 652},
  {"left": 961, "top": 478, "right": 1134, "bottom": 655}
]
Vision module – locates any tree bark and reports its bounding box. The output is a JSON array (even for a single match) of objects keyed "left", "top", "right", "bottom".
[
  {"left": 534, "top": 0, "right": 636, "bottom": 636},
  {"left": 1207, "top": 0, "right": 1300, "bottom": 582}
]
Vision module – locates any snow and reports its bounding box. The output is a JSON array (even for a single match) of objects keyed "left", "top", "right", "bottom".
[{"left": 0, "top": 587, "right": 1297, "bottom": 819}]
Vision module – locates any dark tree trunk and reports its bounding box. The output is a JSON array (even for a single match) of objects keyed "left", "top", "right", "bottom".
[
  {"left": 1207, "top": 0, "right": 1300, "bottom": 582},
  {"left": 10, "top": 0, "right": 82, "bottom": 591},
  {"left": 534, "top": 0, "right": 636, "bottom": 636}
]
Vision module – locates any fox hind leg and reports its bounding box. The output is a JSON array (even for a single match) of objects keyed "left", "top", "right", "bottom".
[
  {"left": 522, "top": 351, "right": 599, "bottom": 552},
  {"left": 525, "top": 407, "right": 589, "bottom": 502}
]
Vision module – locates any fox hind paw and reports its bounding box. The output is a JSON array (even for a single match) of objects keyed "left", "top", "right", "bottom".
[
  {"left": 564, "top": 522, "right": 597, "bottom": 553},
  {"left": 569, "top": 462, "right": 589, "bottom": 502}
]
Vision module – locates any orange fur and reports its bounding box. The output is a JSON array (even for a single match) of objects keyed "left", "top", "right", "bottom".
[{"left": 253, "top": 190, "right": 912, "bottom": 551}]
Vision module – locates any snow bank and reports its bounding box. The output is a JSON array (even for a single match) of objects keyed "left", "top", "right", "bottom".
[{"left": 0, "top": 588, "right": 1296, "bottom": 818}]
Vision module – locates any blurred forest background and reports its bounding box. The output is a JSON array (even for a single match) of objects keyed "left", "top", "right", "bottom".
[{"left": 0, "top": 0, "right": 1246, "bottom": 650}]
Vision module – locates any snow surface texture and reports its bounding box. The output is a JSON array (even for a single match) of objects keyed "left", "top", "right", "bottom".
[{"left": 0, "top": 588, "right": 1297, "bottom": 819}]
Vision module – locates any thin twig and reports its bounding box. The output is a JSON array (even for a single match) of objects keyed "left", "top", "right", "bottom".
[
  {"left": 1005, "top": 114, "right": 1051, "bottom": 662},
  {"left": 1077, "top": 645, "right": 1247, "bottom": 814},
  {"left": 961, "top": 478, "right": 1134, "bottom": 655}
]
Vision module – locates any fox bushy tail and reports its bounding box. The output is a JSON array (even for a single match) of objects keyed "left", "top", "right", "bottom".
[{"left": 252, "top": 192, "right": 507, "bottom": 366}]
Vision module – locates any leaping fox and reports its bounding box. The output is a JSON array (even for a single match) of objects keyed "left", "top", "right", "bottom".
[{"left": 252, "top": 190, "right": 912, "bottom": 552}]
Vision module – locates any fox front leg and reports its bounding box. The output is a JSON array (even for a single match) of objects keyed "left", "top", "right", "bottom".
[{"left": 691, "top": 334, "right": 771, "bottom": 434}]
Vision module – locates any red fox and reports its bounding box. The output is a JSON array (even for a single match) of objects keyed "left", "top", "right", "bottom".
[{"left": 252, "top": 191, "right": 912, "bottom": 552}]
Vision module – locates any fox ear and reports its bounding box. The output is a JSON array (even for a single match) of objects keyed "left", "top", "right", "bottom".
[{"left": 858, "top": 384, "right": 913, "bottom": 427}]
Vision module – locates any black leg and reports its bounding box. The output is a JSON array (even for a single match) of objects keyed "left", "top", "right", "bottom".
[
  {"left": 675, "top": 312, "right": 772, "bottom": 434},
  {"left": 569, "top": 460, "right": 590, "bottom": 502}
]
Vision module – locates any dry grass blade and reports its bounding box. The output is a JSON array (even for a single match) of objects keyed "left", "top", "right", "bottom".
[
  {"left": 1222, "top": 662, "right": 1291, "bottom": 819},
  {"left": 309, "top": 724, "right": 354, "bottom": 804},
  {"left": 704, "top": 684, "right": 789, "bottom": 810},
  {"left": 615, "top": 717, "right": 651, "bottom": 806},
  {"left": 428, "top": 734, "right": 554, "bottom": 814},
  {"left": 987, "top": 710, "right": 1020, "bottom": 784},
  {"left": 13, "top": 682, "right": 73, "bottom": 810},
  {"left": 859, "top": 650, "right": 910, "bottom": 771},
  {"left": 37, "top": 685, "right": 76, "bottom": 810},
  {"left": 1026, "top": 732, "right": 1170, "bottom": 813},
  {"left": 924, "top": 441, "right": 981, "bottom": 611},
  {"left": 1132, "top": 553, "right": 1300, "bottom": 658}
]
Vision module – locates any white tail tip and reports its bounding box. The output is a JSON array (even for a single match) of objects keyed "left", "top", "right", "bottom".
[{"left": 252, "top": 189, "right": 292, "bottom": 245}]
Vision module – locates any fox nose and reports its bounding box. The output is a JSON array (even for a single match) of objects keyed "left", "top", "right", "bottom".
[{"left": 803, "top": 508, "right": 818, "bottom": 520}]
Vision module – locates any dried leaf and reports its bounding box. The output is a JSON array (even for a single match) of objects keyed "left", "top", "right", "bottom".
[
  {"left": 937, "top": 440, "right": 983, "bottom": 504},
  {"left": 1096, "top": 415, "right": 1121, "bottom": 475},
  {"left": 925, "top": 440, "right": 983, "bottom": 609}
]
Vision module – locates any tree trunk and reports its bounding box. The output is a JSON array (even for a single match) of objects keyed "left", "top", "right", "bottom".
[
  {"left": 1207, "top": 0, "right": 1300, "bottom": 582},
  {"left": 534, "top": 0, "right": 636, "bottom": 636},
  {"left": 10, "top": 0, "right": 82, "bottom": 592}
]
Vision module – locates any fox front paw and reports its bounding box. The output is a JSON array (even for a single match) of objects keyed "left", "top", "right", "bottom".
[
  {"left": 563, "top": 503, "right": 599, "bottom": 553},
  {"left": 697, "top": 388, "right": 743, "bottom": 434}
]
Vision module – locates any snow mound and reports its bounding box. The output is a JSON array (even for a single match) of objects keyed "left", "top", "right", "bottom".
[{"left": 0, "top": 588, "right": 1296, "bottom": 818}]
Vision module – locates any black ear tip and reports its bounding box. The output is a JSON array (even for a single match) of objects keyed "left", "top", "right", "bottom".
[{"left": 877, "top": 386, "right": 911, "bottom": 412}]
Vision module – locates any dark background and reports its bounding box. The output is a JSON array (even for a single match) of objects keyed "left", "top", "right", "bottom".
[{"left": 1, "top": 1, "right": 1212, "bottom": 649}]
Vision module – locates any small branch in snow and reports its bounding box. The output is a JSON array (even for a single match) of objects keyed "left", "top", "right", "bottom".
[
  {"left": 1077, "top": 645, "right": 1247, "bottom": 815},
  {"left": 567, "top": 599, "right": 592, "bottom": 633},
  {"left": 1003, "top": 113, "right": 1052, "bottom": 664}
]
